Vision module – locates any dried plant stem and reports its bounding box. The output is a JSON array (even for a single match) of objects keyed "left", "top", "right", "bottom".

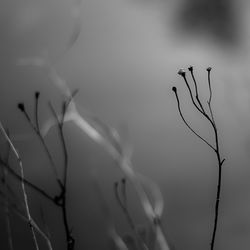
[
  {"left": 18, "top": 95, "right": 62, "bottom": 189},
  {"left": 8, "top": 203, "right": 53, "bottom": 250},
  {"left": 30, "top": 219, "right": 53, "bottom": 250},
  {"left": 0, "top": 159, "right": 54, "bottom": 203},
  {"left": 114, "top": 180, "right": 148, "bottom": 250},
  {"left": 17, "top": 92, "right": 75, "bottom": 249},
  {"left": 0, "top": 122, "right": 39, "bottom": 250},
  {"left": 49, "top": 101, "right": 74, "bottom": 250},
  {"left": 119, "top": 159, "right": 170, "bottom": 250},
  {"left": 211, "top": 153, "right": 225, "bottom": 250},
  {"left": 114, "top": 180, "right": 135, "bottom": 231},
  {"left": 173, "top": 67, "right": 225, "bottom": 250},
  {"left": 5, "top": 203, "right": 13, "bottom": 250},
  {"left": 2, "top": 138, "right": 14, "bottom": 250},
  {"left": 92, "top": 175, "right": 128, "bottom": 250},
  {"left": 207, "top": 68, "right": 225, "bottom": 250}
]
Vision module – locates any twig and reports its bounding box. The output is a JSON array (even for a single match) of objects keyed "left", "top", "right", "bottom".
[
  {"left": 7, "top": 201, "right": 53, "bottom": 250},
  {"left": 1, "top": 130, "right": 14, "bottom": 250},
  {"left": 172, "top": 86, "right": 215, "bottom": 151},
  {"left": 114, "top": 180, "right": 136, "bottom": 231},
  {"left": 207, "top": 67, "right": 215, "bottom": 124},
  {"left": 188, "top": 66, "right": 205, "bottom": 113},
  {"left": 18, "top": 98, "right": 63, "bottom": 189},
  {"left": 92, "top": 174, "right": 128, "bottom": 250},
  {"left": 0, "top": 122, "right": 40, "bottom": 250},
  {"left": 0, "top": 159, "right": 54, "bottom": 203},
  {"left": 49, "top": 100, "right": 74, "bottom": 250},
  {"left": 114, "top": 179, "right": 149, "bottom": 250}
]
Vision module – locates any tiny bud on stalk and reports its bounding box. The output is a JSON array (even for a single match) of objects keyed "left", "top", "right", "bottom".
[
  {"left": 172, "top": 86, "right": 177, "bottom": 93},
  {"left": 35, "top": 91, "right": 40, "bottom": 99},
  {"left": 17, "top": 103, "right": 25, "bottom": 112},
  {"left": 178, "top": 69, "right": 186, "bottom": 77}
]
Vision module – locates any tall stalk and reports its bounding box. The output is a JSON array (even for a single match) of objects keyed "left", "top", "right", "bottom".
[{"left": 172, "top": 67, "right": 225, "bottom": 250}]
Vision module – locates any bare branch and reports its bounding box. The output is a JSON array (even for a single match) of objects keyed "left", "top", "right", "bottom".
[{"left": 0, "top": 122, "right": 40, "bottom": 250}]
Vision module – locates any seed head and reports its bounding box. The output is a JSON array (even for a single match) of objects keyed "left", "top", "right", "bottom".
[
  {"left": 178, "top": 69, "right": 186, "bottom": 77},
  {"left": 172, "top": 86, "right": 177, "bottom": 93},
  {"left": 17, "top": 103, "right": 25, "bottom": 112},
  {"left": 207, "top": 67, "right": 212, "bottom": 72},
  {"left": 188, "top": 66, "right": 193, "bottom": 72},
  {"left": 35, "top": 91, "right": 40, "bottom": 99}
]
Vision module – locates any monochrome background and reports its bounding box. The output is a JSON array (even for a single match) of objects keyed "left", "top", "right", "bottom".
[{"left": 1, "top": 0, "right": 250, "bottom": 249}]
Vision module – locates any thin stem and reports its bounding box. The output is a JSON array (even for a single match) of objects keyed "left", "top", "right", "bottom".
[
  {"left": 114, "top": 180, "right": 149, "bottom": 250},
  {"left": 2, "top": 133, "right": 14, "bottom": 250},
  {"left": 207, "top": 67, "right": 212, "bottom": 105},
  {"left": 209, "top": 71, "right": 224, "bottom": 249},
  {"left": 18, "top": 100, "right": 63, "bottom": 188},
  {"left": 178, "top": 71, "right": 203, "bottom": 115},
  {"left": 118, "top": 158, "right": 170, "bottom": 250},
  {"left": 49, "top": 101, "right": 74, "bottom": 250},
  {"left": 172, "top": 88, "right": 215, "bottom": 151},
  {"left": 34, "top": 92, "right": 40, "bottom": 132},
  {"left": 92, "top": 176, "right": 128, "bottom": 250},
  {"left": 7, "top": 202, "right": 53, "bottom": 250},
  {"left": 210, "top": 157, "right": 225, "bottom": 250},
  {"left": 36, "top": 133, "right": 64, "bottom": 189},
  {"left": 173, "top": 67, "right": 225, "bottom": 250},
  {"left": 114, "top": 181, "right": 136, "bottom": 231},
  {"left": 121, "top": 178, "right": 127, "bottom": 208},
  {"left": 188, "top": 66, "right": 205, "bottom": 113},
  {"left": 207, "top": 68, "right": 215, "bottom": 124},
  {"left": 0, "top": 159, "right": 55, "bottom": 203},
  {"left": 0, "top": 122, "right": 40, "bottom": 250}
]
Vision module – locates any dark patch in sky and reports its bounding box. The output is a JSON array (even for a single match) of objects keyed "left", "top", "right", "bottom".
[{"left": 177, "top": 0, "right": 238, "bottom": 47}]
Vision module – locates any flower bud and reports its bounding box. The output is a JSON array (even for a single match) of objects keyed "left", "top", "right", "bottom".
[
  {"left": 35, "top": 91, "right": 40, "bottom": 99},
  {"left": 178, "top": 69, "right": 186, "bottom": 77},
  {"left": 17, "top": 103, "right": 25, "bottom": 112},
  {"left": 172, "top": 86, "right": 177, "bottom": 93}
]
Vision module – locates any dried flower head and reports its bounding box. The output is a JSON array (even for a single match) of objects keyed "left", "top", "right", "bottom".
[
  {"left": 207, "top": 67, "right": 212, "bottom": 72},
  {"left": 178, "top": 69, "right": 186, "bottom": 77},
  {"left": 17, "top": 103, "right": 25, "bottom": 112},
  {"left": 35, "top": 91, "right": 40, "bottom": 99},
  {"left": 172, "top": 86, "right": 177, "bottom": 93}
]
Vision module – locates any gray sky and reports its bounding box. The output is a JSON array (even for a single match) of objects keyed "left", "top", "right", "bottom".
[{"left": 1, "top": 1, "right": 250, "bottom": 249}]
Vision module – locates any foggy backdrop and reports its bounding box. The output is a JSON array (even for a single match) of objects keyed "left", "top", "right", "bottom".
[{"left": 1, "top": 0, "right": 250, "bottom": 249}]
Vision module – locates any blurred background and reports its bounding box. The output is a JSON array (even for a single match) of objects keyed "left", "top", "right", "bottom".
[{"left": 1, "top": 0, "right": 250, "bottom": 249}]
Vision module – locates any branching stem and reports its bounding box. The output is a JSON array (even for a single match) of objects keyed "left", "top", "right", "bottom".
[{"left": 173, "top": 67, "right": 225, "bottom": 250}]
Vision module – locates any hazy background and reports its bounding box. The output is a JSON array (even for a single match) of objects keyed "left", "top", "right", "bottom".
[{"left": 1, "top": 0, "right": 250, "bottom": 249}]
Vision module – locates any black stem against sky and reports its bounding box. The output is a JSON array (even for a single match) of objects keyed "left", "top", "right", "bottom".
[
  {"left": 49, "top": 99, "right": 75, "bottom": 250},
  {"left": 172, "top": 67, "right": 225, "bottom": 250},
  {"left": 11, "top": 92, "right": 75, "bottom": 250}
]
